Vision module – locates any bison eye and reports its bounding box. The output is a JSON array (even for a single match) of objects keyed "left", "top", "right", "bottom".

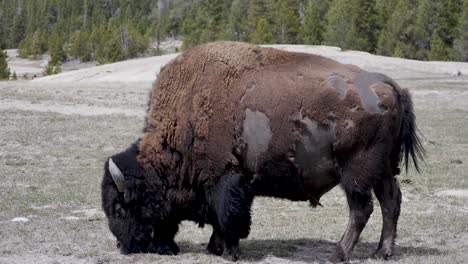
[{"left": 115, "top": 203, "right": 125, "bottom": 217}]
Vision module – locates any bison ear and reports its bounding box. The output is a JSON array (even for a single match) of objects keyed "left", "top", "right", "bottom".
[{"left": 109, "top": 158, "right": 126, "bottom": 193}]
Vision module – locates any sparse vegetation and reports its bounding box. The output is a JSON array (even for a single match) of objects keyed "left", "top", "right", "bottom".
[
  {"left": 42, "top": 61, "right": 61, "bottom": 76},
  {"left": 0, "top": 46, "right": 467, "bottom": 263}
]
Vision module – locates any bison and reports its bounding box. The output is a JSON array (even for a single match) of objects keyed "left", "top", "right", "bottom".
[{"left": 101, "top": 41, "right": 424, "bottom": 262}]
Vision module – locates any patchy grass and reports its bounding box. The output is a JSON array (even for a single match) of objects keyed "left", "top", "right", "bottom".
[{"left": 0, "top": 79, "right": 467, "bottom": 264}]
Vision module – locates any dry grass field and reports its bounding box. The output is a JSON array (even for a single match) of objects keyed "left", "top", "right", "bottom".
[{"left": 0, "top": 48, "right": 467, "bottom": 263}]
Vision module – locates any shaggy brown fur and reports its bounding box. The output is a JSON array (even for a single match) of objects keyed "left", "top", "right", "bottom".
[
  {"left": 139, "top": 42, "right": 306, "bottom": 187},
  {"left": 139, "top": 41, "right": 408, "bottom": 200},
  {"left": 105, "top": 41, "right": 424, "bottom": 262}
]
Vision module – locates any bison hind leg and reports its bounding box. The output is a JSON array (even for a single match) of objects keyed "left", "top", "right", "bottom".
[
  {"left": 206, "top": 170, "right": 254, "bottom": 261},
  {"left": 331, "top": 189, "right": 373, "bottom": 262},
  {"left": 332, "top": 154, "right": 381, "bottom": 262},
  {"left": 372, "top": 174, "right": 401, "bottom": 259}
]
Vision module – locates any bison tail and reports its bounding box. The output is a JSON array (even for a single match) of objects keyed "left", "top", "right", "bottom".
[{"left": 399, "top": 89, "right": 425, "bottom": 173}]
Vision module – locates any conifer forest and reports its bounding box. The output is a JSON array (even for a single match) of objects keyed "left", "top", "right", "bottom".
[{"left": 0, "top": 0, "right": 467, "bottom": 65}]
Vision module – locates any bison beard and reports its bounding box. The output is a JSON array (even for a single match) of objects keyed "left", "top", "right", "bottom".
[{"left": 101, "top": 41, "right": 424, "bottom": 262}]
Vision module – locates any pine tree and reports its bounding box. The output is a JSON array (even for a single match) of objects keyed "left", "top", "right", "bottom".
[
  {"left": 69, "top": 30, "right": 92, "bottom": 61},
  {"left": 225, "top": 0, "right": 249, "bottom": 41},
  {"left": 181, "top": 0, "right": 228, "bottom": 49},
  {"left": 181, "top": 4, "right": 200, "bottom": 49},
  {"left": 375, "top": 0, "right": 398, "bottom": 29},
  {"left": 349, "top": 0, "right": 379, "bottom": 52},
  {"left": 43, "top": 60, "right": 62, "bottom": 76},
  {"left": 48, "top": 29, "right": 66, "bottom": 64},
  {"left": 92, "top": 25, "right": 109, "bottom": 63},
  {"left": 12, "top": 71, "right": 18, "bottom": 80},
  {"left": 412, "top": 0, "right": 461, "bottom": 60},
  {"left": 251, "top": 17, "right": 274, "bottom": 44},
  {"left": 413, "top": 0, "right": 442, "bottom": 59},
  {"left": 2, "top": 1, "right": 15, "bottom": 48},
  {"left": 43, "top": 61, "right": 54, "bottom": 76},
  {"left": 453, "top": 0, "right": 468, "bottom": 61},
  {"left": 53, "top": 64, "right": 62, "bottom": 75},
  {"left": 11, "top": 5, "right": 26, "bottom": 47},
  {"left": 200, "top": 0, "right": 228, "bottom": 43},
  {"left": 127, "top": 21, "right": 149, "bottom": 57},
  {"left": 0, "top": 48, "right": 11, "bottom": 80},
  {"left": 100, "top": 24, "right": 125, "bottom": 63},
  {"left": 376, "top": 0, "right": 418, "bottom": 58},
  {"left": 323, "top": 0, "right": 353, "bottom": 49},
  {"left": 18, "top": 36, "right": 31, "bottom": 58},
  {"left": 300, "top": 0, "right": 329, "bottom": 45},
  {"left": 0, "top": 10, "right": 6, "bottom": 49},
  {"left": 272, "top": 0, "right": 300, "bottom": 44},
  {"left": 392, "top": 42, "right": 405, "bottom": 58},
  {"left": 438, "top": 0, "right": 462, "bottom": 47},
  {"left": 323, "top": 0, "right": 378, "bottom": 52},
  {"left": 247, "top": 0, "right": 274, "bottom": 43},
  {"left": 429, "top": 30, "right": 449, "bottom": 60},
  {"left": 31, "top": 30, "right": 44, "bottom": 59}
]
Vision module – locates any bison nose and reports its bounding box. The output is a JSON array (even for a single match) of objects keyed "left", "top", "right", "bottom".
[{"left": 116, "top": 241, "right": 121, "bottom": 248}]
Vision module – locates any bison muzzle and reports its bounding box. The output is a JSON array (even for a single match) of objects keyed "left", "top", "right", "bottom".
[{"left": 101, "top": 41, "right": 424, "bottom": 262}]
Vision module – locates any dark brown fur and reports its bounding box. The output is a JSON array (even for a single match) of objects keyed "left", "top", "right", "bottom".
[{"left": 103, "top": 41, "right": 424, "bottom": 262}]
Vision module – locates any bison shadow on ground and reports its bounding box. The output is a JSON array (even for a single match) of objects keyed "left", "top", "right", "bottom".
[{"left": 177, "top": 238, "right": 444, "bottom": 263}]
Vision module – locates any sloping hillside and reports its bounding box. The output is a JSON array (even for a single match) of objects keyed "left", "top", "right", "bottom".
[{"left": 32, "top": 45, "right": 468, "bottom": 84}]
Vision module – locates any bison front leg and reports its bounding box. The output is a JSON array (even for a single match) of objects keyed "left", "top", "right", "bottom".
[
  {"left": 207, "top": 224, "right": 242, "bottom": 261},
  {"left": 373, "top": 175, "right": 401, "bottom": 259},
  {"left": 207, "top": 225, "right": 240, "bottom": 261},
  {"left": 331, "top": 190, "right": 373, "bottom": 262},
  {"left": 207, "top": 170, "right": 254, "bottom": 261},
  {"left": 149, "top": 221, "right": 180, "bottom": 255},
  {"left": 207, "top": 228, "right": 224, "bottom": 256}
]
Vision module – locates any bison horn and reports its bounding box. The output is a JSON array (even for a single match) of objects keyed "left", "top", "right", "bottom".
[{"left": 108, "top": 158, "right": 126, "bottom": 193}]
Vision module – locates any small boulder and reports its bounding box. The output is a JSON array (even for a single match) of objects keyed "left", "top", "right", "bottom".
[
  {"left": 12, "top": 217, "right": 29, "bottom": 222},
  {"left": 451, "top": 70, "right": 462, "bottom": 77},
  {"left": 60, "top": 216, "right": 80, "bottom": 221}
]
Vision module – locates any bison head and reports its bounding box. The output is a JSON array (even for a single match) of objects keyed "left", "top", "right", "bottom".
[{"left": 101, "top": 143, "right": 178, "bottom": 255}]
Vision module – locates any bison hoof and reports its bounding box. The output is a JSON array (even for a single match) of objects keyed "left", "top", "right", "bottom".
[
  {"left": 329, "top": 248, "right": 349, "bottom": 263},
  {"left": 373, "top": 248, "right": 393, "bottom": 260},
  {"left": 149, "top": 242, "right": 179, "bottom": 255},
  {"left": 329, "top": 255, "right": 346, "bottom": 263},
  {"left": 169, "top": 241, "right": 180, "bottom": 255},
  {"left": 226, "top": 253, "right": 239, "bottom": 262},
  {"left": 226, "top": 248, "right": 240, "bottom": 262},
  {"left": 207, "top": 242, "right": 224, "bottom": 256}
]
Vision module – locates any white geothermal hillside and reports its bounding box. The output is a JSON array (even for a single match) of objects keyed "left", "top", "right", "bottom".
[{"left": 32, "top": 45, "right": 468, "bottom": 84}]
